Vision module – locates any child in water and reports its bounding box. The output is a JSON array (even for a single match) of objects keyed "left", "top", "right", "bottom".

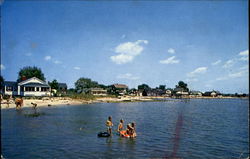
[
  {"left": 130, "top": 122, "right": 137, "bottom": 137},
  {"left": 106, "top": 116, "right": 113, "bottom": 135},
  {"left": 117, "top": 119, "right": 124, "bottom": 133},
  {"left": 120, "top": 123, "right": 137, "bottom": 138}
]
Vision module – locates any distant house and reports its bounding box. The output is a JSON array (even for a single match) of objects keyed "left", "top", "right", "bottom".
[
  {"left": 147, "top": 89, "right": 165, "bottom": 96},
  {"left": 58, "top": 83, "right": 67, "bottom": 93},
  {"left": 112, "top": 84, "right": 128, "bottom": 95},
  {"left": 51, "top": 83, "right": 68, "bottom": 96},
  {"left": 203, "top": 90, "right": 221, "bottom": 97},
  {"left": 165, "top": 89, "right": 172, "bottom": 97},
  {"left": 3, "top": 77, "right": 51, "bottom": 96},
  {"left": 210, "top": 91, "right": 217, "bottom": 97},
  {"left": 128, "top": 89, "right": 138, "bottom": 96},
  {"left": 90, "top": 88, "right": 107, "bottom": 96},
  {"left": 173, "top": 87, "right": 189, "bottom": 97},
  {"left": 189, "top": 91, "right": 202, "bottom": 97}
]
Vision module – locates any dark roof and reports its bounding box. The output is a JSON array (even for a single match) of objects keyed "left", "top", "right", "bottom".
[
  {"left": 23, "top": 83, "right": 50, "bottom": 87},
  {"left": 3, "top": 81, "right": 17, "bottom": 87},
  {"left": 190, "top": 91, "right": 202, "bottom": 94},
  {"left": 174, "top": 87, "right": 185, "bottom": 92},
  {"left": 58, "top": 83, "right": 67, "bottom": 88}
]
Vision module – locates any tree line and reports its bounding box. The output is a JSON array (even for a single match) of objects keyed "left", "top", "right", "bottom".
[
  {"left": 0, "top": 66, "right": 190, "bottom": 95},
  {"left": 3, "top": 66, "right": 246, "bottom": 97}
]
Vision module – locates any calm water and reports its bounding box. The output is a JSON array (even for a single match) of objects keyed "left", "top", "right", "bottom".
[{"left": 1, "top": 99, "right": 249, "bottom": 159}]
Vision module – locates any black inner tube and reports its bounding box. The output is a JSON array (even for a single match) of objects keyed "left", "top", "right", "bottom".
[{"left": 98, "top": 132, "right": 110, "bottom": 137}]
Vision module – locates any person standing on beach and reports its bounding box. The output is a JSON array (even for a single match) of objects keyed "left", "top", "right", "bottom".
[{"left": 106, "top": 116, "right": 113, "bottom": 135}]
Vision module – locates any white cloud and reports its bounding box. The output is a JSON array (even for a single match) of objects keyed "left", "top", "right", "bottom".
[
  {"left": 110, "top": 40, "right": 148, "bottom": 64},
  {"left": 110, "top": 54, "right": 134, "bottom": 64},
  {"left": 238, "top": 50, "right": 249, "bottom": 56},
  {"left": 44, "top": 56, "right": 51, "bottom": 61},
  {"left": 73, "top": 66, "right": 80, "bottom": 70},
  {"left": 222, "top": 59, "right": 234, "bottom": 68},
  {"left": 159, "top": 56, "right": 180, "bottom": 64},
  {"left": 168, "top": 48, "right": 175, "bottom": 54},
  {"left": 239, "top": 65, "right": 248, "bottom": 71},
  {"left": 117, "top": 73, "right": 140, "bottom": 80},
  {"left": 228, "top": 71, "right": 247, "bottom": 78},
  {"left": 187, "top": 67, "right": 207, "bottom": 77},
  {"left": 0, "top": 64, "right": 5, "bottom": 70},
  {"left": 216, "top": 70, "right": 248, "bottom": 81},
  {"left": 239, "top": 56, "right": 249, "bottom": 61},
  {"left": 211, "top": 60, "right": 221, "bottom": 65},
  {"left": 54, "top": 60, "right": 62, "bottom": 64}
]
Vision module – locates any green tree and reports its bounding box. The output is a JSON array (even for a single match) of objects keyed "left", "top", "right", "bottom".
[
  {"left": 18, "top": 66, "right": 45, "bottom": 81},
  {"left": 159, "top": 85, "right": 166, "bottom": 90},
  {"left": 49, "top": 79, "right": 59, "bottom": 90},
  {"left": 98, "top": 84, "right": 107, "bottom": 89},
  {"left": 175, "top": 81, "right": 189, "bottom": 92},
  {"left": 75, "top": 77, "right": 99, "bottom": 93},
  {"left": 138, "top": 84, "right": 150, "bottom": 90}
]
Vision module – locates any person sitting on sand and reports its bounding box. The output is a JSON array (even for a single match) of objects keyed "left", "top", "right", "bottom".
[
  {"left": 117, "top": 119, "right": 124, "bottom": 133},
  {"left": 106, "top": 116, "right": 113, "bottom": 135}
]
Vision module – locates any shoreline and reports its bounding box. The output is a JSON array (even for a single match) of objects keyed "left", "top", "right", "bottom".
[{"left": 0, "top": 96, "right": 248, "bottom": 109}]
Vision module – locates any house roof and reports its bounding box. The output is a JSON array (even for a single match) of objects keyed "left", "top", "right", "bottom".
[
  {"left": 18, "top": 77, "right": 46, "bottom": 85},
  {"left": 58, "top": 83, "right": 67, "bottom": 88},
  {"left": 3, "top": 81, "right": 17, "bottom": 87},
  {"left": 113, "top": 84, "right": 128, "bottom": 89},
  {"left": 22, "top": 82, "right": 50, "bottom": 87},
  {"left": 190, "top": 91, "right": 202, "bottom": 94},
  {"left": 174, "top": 87, "right": 185, "bottom": 92}
]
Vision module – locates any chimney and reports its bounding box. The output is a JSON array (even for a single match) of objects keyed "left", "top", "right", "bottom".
[{"left": 21, "top": 76, "right": 27, "bottom": 81}]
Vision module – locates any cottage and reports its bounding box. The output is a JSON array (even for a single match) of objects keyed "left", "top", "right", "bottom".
[
  {"left": 58, "top": 83, "right": 67, "bottom": 93},
  {"left": 3, "top": 77, "right": 51, "bottom": 97},
  {"left": 173, "top": 87, "right": 189, "bottom": 97},
  {"left": 147, "top": 89, "right": 165, "bottom": 96},
  {"left": 165, "top": 89, "right": 172, "bottom": 97},
  {"left": 90, "top": 88, "right": 107, "bottom": 96},
  {"left": 112, "top": 84, "right": 128, "bottom": 95},
  {"left": 203, "top": 90, "right": 221, "bottom": 97},
  {"left": 189, "top": 91, "right": 202, "bottom": 97}
]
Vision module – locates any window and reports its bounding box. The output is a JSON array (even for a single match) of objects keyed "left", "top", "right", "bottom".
[
  {"left": 25, "top": 87, "right": 35, "bottom": 92},
  {"left": 6, "top": 86, "right": 12, "bottom": 91},
  {"left": 36, "top": 87, "right": 40, "bottom": 91},
  {"left": 41, "top": 87, "right": 49, "bottom": 92}
]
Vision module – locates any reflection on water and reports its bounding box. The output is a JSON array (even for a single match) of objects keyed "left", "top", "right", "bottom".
[{"left": 1, "top": 99, "right": 249, "bottom": 159}]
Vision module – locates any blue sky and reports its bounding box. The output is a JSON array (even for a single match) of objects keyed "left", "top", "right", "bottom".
[{"left": 1, "top": 0, "right": 249, "bottom": 93}]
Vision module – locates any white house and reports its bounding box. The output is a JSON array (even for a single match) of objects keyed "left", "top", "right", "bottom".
[
  {"left": 90, "top": 88, "right": 107, "bottom": 96},
  {"left": 3, "top": 77, "right": 51, "bottom": 96}
]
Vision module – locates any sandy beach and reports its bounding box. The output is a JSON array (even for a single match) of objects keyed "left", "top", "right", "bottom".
[
  {"left": 0, "top": 96, "right": 161, "bottom": 109},
  {"left": 0, "top": 95, "right": 242, "bottom": 109}
]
